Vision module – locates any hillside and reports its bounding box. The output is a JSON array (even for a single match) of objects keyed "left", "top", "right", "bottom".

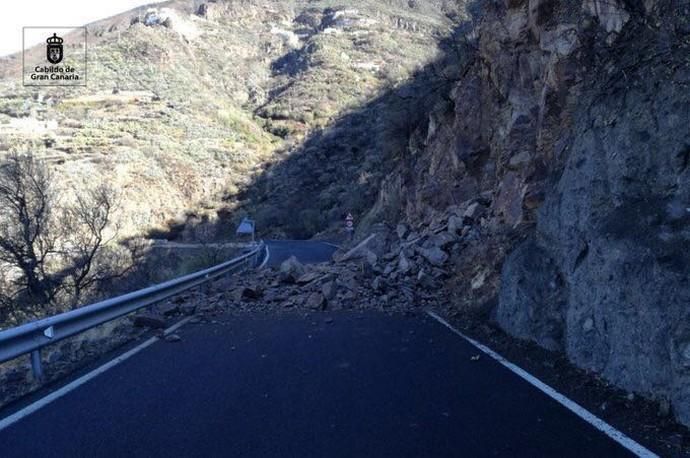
[{"left": 0, "top": 0, "right": 460, "bottom": 239}]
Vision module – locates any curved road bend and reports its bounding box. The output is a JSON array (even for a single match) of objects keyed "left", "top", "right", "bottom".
[
  {"left": 263, "top": 240, "right": 339, "bottom": 267},
  {"left": 0, "top": 241, "right": 649, "bottom": 458}
]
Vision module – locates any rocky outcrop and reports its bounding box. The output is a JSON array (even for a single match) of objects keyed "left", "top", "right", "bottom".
[
  {"left": 362, "top": 0, "right": 690, "bottom": 425},
  {"left": 498, "top": 33, "right": 690, "bottom": 423}
]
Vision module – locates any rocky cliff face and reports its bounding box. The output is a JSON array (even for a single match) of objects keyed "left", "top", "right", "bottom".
[{"left": 368, "top": 0, "right": 690, "bottom": 424}]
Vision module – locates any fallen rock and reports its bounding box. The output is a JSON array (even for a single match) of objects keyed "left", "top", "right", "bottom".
[
  {"left": 165, "top": 334, "right": 182, "bottom": 343},
  {"left": 372, "top": 276, "right": 384, "bottom": 292},
  {"left": 463, "top": 202, "right": 484, "bottom": 221},
  {"left": 297, "top": 271, "right": 321, "bottom": 285},
  {"left": 447, "top": 215, "right": 463, "bottom": 235},
  {"left": 428, "top": 232, "right": 456, "bottom": 250},
  {"left": 396, "top": 223, "right": 409, "bottom": 240},
  {"left": 416, "top": 246, "right": 448, "bottom": 267},
  {"left": 133, "top": 313, "right": 166, "bottom": 329},
  {"left": 280, "top": 256, "right": 306, "bottom": 283},
  {"left": 159, "top": 303, "right": 180, "bottom": 316},
  {"left": 180, "top": 304, "right": 197, "bottom": 316},
  {"left": 398, "top": 252, "right": 413, "bottom": 274},
  {"left": 306, "top": 292, "right": 327, "bottom": 310},
  {"left": 235, "top": 286, "right": 263, "bottom": 301},
  {"left": 321, "top": 281, "right": 337, "bottom": 300},
  {"left": 416, "top": 269, "right": 436, "bottom": 290}
]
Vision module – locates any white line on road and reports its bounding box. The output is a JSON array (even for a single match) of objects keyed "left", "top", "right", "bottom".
[
  {"left": 425, "top": 310, "right": 658, "bottom": 458},
  {"left": 258, "top": 243, "right": 270, "bottom": 269},
  {"left": 0, "top": 316, "right": 194, "bottom": 433}
]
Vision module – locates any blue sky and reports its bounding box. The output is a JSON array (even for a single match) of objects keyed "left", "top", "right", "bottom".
[{"left": 1, "top": 1, "right": 166, "bottom": 56}]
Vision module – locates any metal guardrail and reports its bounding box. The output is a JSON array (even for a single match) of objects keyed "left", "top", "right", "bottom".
[{"left": 0, "top": 241, "right": 266, "bottom": 380}]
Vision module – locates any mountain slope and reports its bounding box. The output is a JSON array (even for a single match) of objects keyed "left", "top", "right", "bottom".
[{"left": 0, "top": 0, "right": 460, "bottom": 238}]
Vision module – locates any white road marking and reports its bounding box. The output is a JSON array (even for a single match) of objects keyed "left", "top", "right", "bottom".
[
  {"left": 425, "top": 310, "right": 658, "bottom": 458},
  {"left": 0, "top": 316, "right": 194, "bottom": 432},
  {"left": 258, "top": 243, "right": 270, "bottom": 269}
]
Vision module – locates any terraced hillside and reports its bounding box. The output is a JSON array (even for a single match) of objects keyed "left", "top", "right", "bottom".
[{"left": 0, "top": 0, "right": 462, "bottom": 239}]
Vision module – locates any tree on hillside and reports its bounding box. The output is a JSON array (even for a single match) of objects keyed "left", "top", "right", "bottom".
[
  {"left": 0, "top": 154, "right": 56, "bottom": 307},
  {"left": 0, "top": 153, "right": 140, "bottom": 318}
]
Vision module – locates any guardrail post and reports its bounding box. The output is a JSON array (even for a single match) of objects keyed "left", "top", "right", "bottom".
[{"left": 31, "top": 349, "right": 44, "bottom": 381}]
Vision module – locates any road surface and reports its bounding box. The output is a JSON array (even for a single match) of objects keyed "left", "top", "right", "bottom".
[
  {"left": 0, "top": 241, "right": 647, "bottom": 457},
  {"left": 263, "top": 240, "right": 339, "bottom": 267}
]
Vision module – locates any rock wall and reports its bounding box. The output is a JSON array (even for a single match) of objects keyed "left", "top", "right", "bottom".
[
  {"left": 498, "top": 19, "right": 690, "bottom": 423},
  {"left": 367, "top": 0, "right": 690, "bottom": 424}
]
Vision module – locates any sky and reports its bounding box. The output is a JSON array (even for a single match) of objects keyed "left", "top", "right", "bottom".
[{"left": 0, "top": 1, "right": 167, "bottom": 57}]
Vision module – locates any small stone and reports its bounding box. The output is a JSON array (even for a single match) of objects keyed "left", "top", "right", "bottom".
[
  {"left": 416, "top": 269, "right": 435, "bottom": 289},
  {"left": 463, "top": 202, "right": 481, "bottom": 220},
  {"left": 297, "top": 271, "right": 321, "bottom": 285},
  {"left": 372, "top": 276, "right": 384, "bottom": 292},
  {"left": 159, "top": 303, "right": 180, "bottom": 316},
  {"left": 133, "top": 313, "right": 166, "bottom": 329},
  {"left": 582, "top": 317, "right": 594, "bottom": 332},
  {"left": 396, "top": 223, "right": 409, "bottom": 240},
  {"left": 47, "top": 350, "right": 63, "bottom": 364},
  {"left": 180, "top": 304, "right": 197, "bottom": 316},
  {"left": 398, "top": 253, "right": 413, "bottom": 273},
  {"left": 447, "top": 215, "right": 463, "bottom": 235},
  {"left": 416, "top": 246, "right": 448, "bottom": 267},
  {"left": 165, "top": 334, "right": 182, "bottom": 343},
  {"left": 306, "top": 292, "right": 327, "bottom": 310},
  {"left": 235, "top": 286, "right": 263, "bottom": 301},
  {"left": 508, "top": 151, "right": 532, "bottom": 169},
  {"left": 321, "top": 281, "right": 337, "bottom": 300},
  {"left": 325, "top": 317, "right": 334, "bottom": 324},
  {"left": 658, "top": 399, "right": 671, "bottom": 417},
  {"left": 4, "top": 370, "right": 26, "bottom": 384}
]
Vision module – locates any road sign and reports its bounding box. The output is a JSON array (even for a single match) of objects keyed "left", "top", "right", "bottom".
[
  {"left": 345, "top": 213, "right": 354, "bottom": 238},
  {"left": 236, "top": 217, "right": 256, "bottom": 242}
]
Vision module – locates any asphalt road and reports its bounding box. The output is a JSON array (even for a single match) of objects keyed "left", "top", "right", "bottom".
[
  {"left": 0, "top": 312, "right": 635, "bottom": 458},
  {"left": 264, "top": 240, "right": 339, "bottom": 267},
  {"left": 0, "top": 241, "right": 642, "bottom": 457}
]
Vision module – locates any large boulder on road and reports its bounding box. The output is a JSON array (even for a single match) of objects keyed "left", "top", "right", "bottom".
[{"left": 280, "top": 256, "right": 306, "bottom": 283}]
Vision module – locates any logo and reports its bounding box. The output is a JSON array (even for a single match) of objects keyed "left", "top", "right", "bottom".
[
  {"left": 46, "top": 33, "right": 63, "bottom": 64},
  {"left": 24, "top": 27, "right": 86, "bottom": 86}
]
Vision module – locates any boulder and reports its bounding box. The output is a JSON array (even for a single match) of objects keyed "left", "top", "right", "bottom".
[{"left": 280, "top": 256, "right": 306, "bottom": 283}]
